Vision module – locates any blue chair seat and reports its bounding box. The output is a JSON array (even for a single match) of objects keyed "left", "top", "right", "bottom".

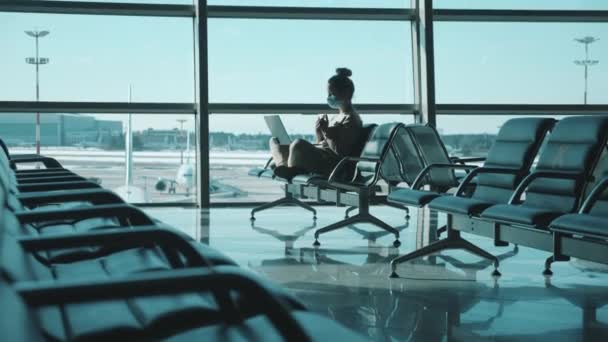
[
  {"left": 388, "top": 189, "right": 442, "bottom": 207},
  {"left": 291, "top": 173, "right": 327, "bottom": 185},
  {"left": 550, "top": 213, "right": 608, "bottom": 238},
  {"left": 428, "top": 196, "right": 496, "bottom": 216},
  {"left": 480, "top": 204, "right": 564, "bottom": 228}
]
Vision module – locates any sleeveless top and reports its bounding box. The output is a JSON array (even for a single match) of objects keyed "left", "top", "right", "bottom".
[{"left": 321, "top": 113, "right": 363, "bottom": 157}]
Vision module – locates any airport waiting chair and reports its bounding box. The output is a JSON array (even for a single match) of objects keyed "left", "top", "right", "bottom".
[
  {"left": 0, "top": 150, "right": 120, "bottom": 215},
  {"left": 389, "top": 117, "right": 557, "bottom": 278},
  {"left": 0, "top": 145, "right": 238, "bottom": 267},
  {"left": 0, "top": 138, "right": 90, "bottom": 189},
  {"left": 0, "top": 178, "right": 197, "bottom": 265},
  {"left": 387, "top": 124, "right": 486, "bottom": 210},
  {"left": 388, "top": 118, "right": 554, "bottom": 209},
  {"left": 0, "top": 147, "right": 239, "bottom": 266},
  {"left": 308, "top": 122, "right": 489, "bottom": 248},
  {"left": 549, "top": 174, "right": 608, "bottom": 273},
  {"left": 248, "top": 124, "right": 378, "bottom": 221},
  {"left": 476, "top": 115, "right": 608, "bottom": 274},
  {"left": 0, "top": 182, "right": 363, "bottom": 341},
  {"left": 0, "top": 152, "right": 100, "bottom": 194},
  {"left": 309, "top": 123, "right": 413, "bottom": 248},
  {"left": 0, "top": 137, "right": 69, "bottom": 172},
  {"left": 0, "top": 207, "right": 313, "bottom": 335},
  {"left": 0, "top": 144, "right": 93, "bottom": 184},
  {"left": 1, "top": 267, "right": 365, "bottom": 341}
]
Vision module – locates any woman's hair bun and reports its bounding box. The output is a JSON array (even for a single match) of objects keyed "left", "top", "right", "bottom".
[{"left": 335, "top": 67, "right": 352, "bottom": 77}]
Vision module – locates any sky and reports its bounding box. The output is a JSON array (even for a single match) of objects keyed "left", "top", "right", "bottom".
[{"left": 1, "top": 0, "right": 608, "bottom": 135}]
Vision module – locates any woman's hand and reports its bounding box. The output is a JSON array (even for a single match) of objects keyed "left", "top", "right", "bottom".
[
  {"left": 315, "top": 115, "right": 329, "bottom": 142},
  {"left": 318, "top": 114, "right": 329, "bottom": 131}
]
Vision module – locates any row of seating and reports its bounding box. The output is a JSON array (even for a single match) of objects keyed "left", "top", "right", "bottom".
[
  {"left": 0, "top": 141, "right": 365, "bottom": 341},
  {"left": 388, "top": 115, "right": 608, "bottom": 277},
  {"left": 249, "top": 122, "right": 482, "bottom": 247},
  {"left": 250, "top": 115, "right": 608, "bottom": 277}
]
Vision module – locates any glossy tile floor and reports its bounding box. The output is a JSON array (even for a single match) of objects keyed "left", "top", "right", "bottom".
[{"left": 145, "top": 205, "right": 608, "bottom": 341}]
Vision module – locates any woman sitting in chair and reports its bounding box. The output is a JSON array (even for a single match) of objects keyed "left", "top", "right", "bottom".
[{"left": 270, "top": 67, "right": 363, "bottom": 180}]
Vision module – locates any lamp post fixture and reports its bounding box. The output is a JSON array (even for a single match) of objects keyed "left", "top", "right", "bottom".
[
  {"left": 176, "top": 119, "right": 187, "bottom": 164},
  {"left": 574, "top": 36, "right": 599, "bottom": 105},
  {"left": 25, "top": 29, "right": 50, "bottom": 154}
]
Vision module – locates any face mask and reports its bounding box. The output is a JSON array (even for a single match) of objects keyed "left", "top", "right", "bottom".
[{"left": 327, "top": 95, "right": 343, "bottom": 109}]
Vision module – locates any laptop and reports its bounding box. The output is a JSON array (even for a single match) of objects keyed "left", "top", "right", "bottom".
[{"left": 264, "top": 115, "right": 292, "bottom": 145}]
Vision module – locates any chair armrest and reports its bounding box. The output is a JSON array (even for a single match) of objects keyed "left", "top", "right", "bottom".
[
  {"left": 17, "top": 188, "right": 124, "bottom": 207},
  {"left": 17, "top": 175, "right": 86, "bottom": 184},
  {"left": 16, "top": 170, "right": 75, "bottom": 179},
  {"left": 9, "top": 153, "right": 43, "bottom": 159},
  {"left": 10, "top": 156, "right": 62, "bottom": 169},
  {"left": 17, "top": 181, "right": 101, "bottom": 192},
  {"left": 508, "top": 171, "right": 586, "bottom": 205},
  {"left": 263, "top": 156, "right": 274, "bottom": 170},
  {"left": 16, "top": 168, "right": 70, "bottom": 175},
  {"left": 451, "top": 156, "right": 486, "bottom": 164},
  {"left": 579, "top": 176, "right": 608, "bottom": 213},
  {"left": 327, "top": 156, "right": 380, "bottom": 183},
  {"left": 411, "top": 163, "right": 478, "bottom": 190},
  {"left": 455, "top": 167, "right": 523, "bottom": 197},
  {"left": 18, "top": 226, "right": 196, "bottom": 259},
  {"left": 16, "top": 266, "right": 309, "bottom": 341},
  {"left": 16, "top": 203, "right": 153, "bottom": 226}
]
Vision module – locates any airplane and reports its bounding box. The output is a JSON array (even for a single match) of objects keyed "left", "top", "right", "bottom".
[
  {"left": 154, "top": 163, "right": 194, "bottom": 196},
  {"left": 114, "top": 85, "right": 247, "bottom": 201},
  {"left": 155, "top": 166, "right": 248, "bottom": 199}
]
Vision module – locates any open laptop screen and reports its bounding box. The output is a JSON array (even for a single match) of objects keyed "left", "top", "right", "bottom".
[{"left": 264, "top": 115, "right": 292, "bottom": 145}]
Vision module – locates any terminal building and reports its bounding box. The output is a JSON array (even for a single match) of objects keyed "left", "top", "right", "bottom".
[{"left": 0, "top": 113, "right": 122, "bottom": 147}]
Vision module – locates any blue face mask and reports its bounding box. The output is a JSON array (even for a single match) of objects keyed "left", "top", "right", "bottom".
[{"left": 327, "top": 95, "right": 343, "bottom": 109}]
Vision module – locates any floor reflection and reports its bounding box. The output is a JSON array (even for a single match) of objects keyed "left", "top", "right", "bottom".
[{"left": 146, "top": 206, "right": 608, "bottom": 341}]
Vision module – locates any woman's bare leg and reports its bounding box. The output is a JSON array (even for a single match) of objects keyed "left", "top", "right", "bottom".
[
  {"left": 288, "top": 139, "right": 323, "bottom": 171},
  {"left": 269, "top": 138, "right": 289, "bottom": 167}
]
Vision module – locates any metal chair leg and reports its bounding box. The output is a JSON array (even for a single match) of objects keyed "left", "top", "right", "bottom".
[
  {"left": 543, "top": 254, "right": 569, "bottom": 276},
  {"left": 251, "top": 197, "right": 291, "bottom": 219},
  {"left": 292, "top": 197, "right": 317, "bottom": 218},
  {"left": 313, "top": 213, "right": 400, "bottom": 247},
  {"left": 543, "top": 256, "right": 555, "bottom": 276},
  {"left": 365, "top": 214, "right": 401, "bottom": 247},
  {"left": 390, "top": 232, "right": 499, "bottom": 278},
  {"left": 344, "top": 206, "right": 357, "bottom": 219},
  {"left": 455, "top": 238, "right": 501, "bottom": 277},
  {"left": 250, "top": 196, "right": 316, "bottom": 221},
  {"left": 313, "top": 215, "right": 362, "bottom": 246}
]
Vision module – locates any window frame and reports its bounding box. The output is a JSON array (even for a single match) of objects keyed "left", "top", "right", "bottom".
[{"left": 5, "top": 1, "right": 607, "bottom": 207}]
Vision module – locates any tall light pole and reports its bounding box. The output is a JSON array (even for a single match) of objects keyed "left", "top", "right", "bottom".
[
  {"left": 25, "top": 30, "right": 50, "bottom": 154},
  {"left": 574, "top": 36, "right": 599, "bottom": 105},
  {"left": 176, "top": 119, "right": 187, "bottom": 164}
]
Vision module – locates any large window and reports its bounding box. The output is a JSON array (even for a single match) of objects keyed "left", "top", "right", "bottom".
[
  {"left": 209, "top": 113, "right": 414, "bottom": 203},
  {"left": 1, "top": 1, "right": 416, "bottom": 207},
  {"left": 207, "top": 4, "right": 416, "bottom": 204},
  {"left": 4, "top": 113, "right": 196, "bottom": 203},
  {"left": 0, "top": 0, "right": 196, "bottom": 205},
  {"left": 434, "top": 22, "right": 608, "bottom": 104},
  {"left": 9, "top": 2, "right": 603, "bottom": 207},
  {"left": 208, "top": 19, "right": 413, "bottom": 104},
  {"left": 0, "top": 13, "right": 194, "bottom": 103}
]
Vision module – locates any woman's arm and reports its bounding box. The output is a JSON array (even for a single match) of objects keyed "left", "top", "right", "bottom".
[
  {"left": 316, "top": 114, "right": 330, "bottom": 143},
  {"left": 315, "top": 118, "right": 325, "bottom": 143},
  {"left": 321, "top": 115, "right": 360, "bottom": 155}
]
